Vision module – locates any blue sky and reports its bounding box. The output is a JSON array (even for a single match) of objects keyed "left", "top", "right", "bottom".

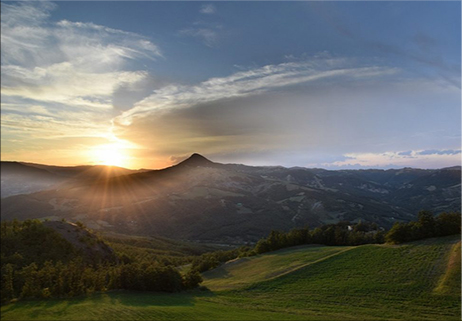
[{"left": 1, "top": 1, "right": 461, "bottom": 169}]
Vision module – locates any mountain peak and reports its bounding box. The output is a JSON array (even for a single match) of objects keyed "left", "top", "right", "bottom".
[{"left": 178, "top": 153, "right": 214, "bottom": 167}]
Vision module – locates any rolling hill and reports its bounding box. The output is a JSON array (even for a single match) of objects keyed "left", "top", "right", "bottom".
[
  {"left": 1, "top": 161, "right": 145, "bottom": 198},
  {"left": 1, "top": 162, "right": 64, "bottom": 198},
  {"left": 1, "top": 220, "right": 117, "bottom": 268},
  {"left": 1, "top": 235, "right": 460, "bottom": 320},
  {"left": 1, "top": 154, "right": 460, "bottom": 244}
]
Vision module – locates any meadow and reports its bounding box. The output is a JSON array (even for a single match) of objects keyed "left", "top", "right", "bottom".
[{"left": 1, "top": 235, "right": 460, "bottom": 320}]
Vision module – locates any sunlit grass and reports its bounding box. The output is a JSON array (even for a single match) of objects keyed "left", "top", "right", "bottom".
[
  {"left": 2, "top": 236, "right": 460, "bottom": 320},
  {"left": 202, "top": 245, "right": 352, "bottom": 291}
]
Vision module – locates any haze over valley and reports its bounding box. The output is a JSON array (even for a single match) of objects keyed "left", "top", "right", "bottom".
[{"left": 2, "top": 154, "right": 460, "bottom": 244}]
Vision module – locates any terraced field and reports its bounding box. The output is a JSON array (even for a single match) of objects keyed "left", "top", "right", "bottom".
[{"left": 2, "top": 236, "right": 460, "bottom": 320}]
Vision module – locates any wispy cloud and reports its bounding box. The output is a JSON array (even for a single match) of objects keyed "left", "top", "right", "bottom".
[
  {"left": 309, "top": 2, "right": 461, "bottom": 89},
  {"left": 179, "top": 28, "right": 218, "bottom": 47},
  {"left": 1, "top": 1, "right": 162, "bottom": 144},
  {"left": 180, "top": 13, "right": 223, "bottom": 47},
  {"left": 323, "top": 149, "right": 461, "bottom": 169},
  {"left": 200, "top": 4, "right": 216, "bottom": 14},
  {"left": 417, "top": 149, "right": 461, "bottom": 156},
  {"left": 115, "top": 57, "right": 398, "bottom": 125},
  {"left": 1, "top": 1, "right": 161, "bottom": 108}
]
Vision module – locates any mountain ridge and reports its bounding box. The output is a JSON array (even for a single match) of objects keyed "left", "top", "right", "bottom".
[
  {"left": 1, "top": 154, "right": 460, "bottom": 244},
  {"left": 2, "top": 153, "right": 460, "bottom": 174}
]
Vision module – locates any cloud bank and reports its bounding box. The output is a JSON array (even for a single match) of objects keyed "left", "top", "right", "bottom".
[{"left": 323, "top": 149, "right": 461, "bottom": 169}]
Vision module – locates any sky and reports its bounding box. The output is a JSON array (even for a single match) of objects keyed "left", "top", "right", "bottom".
[{"left": 1, "top": 1, "right": 461, "bottom": 170}]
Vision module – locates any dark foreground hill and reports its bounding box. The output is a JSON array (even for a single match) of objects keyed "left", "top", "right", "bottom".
[
  {"left": 1, "top": 220, "right": 117, "bottom": 267},
  {"left": 1, "top": 235, "right": 460, "bottom": 320},
  {"left": 1, "top": 155, "right": 460, "bottom": 243},
  {"left": 0, "top": 220, "right": 211, "bottom": 303}
]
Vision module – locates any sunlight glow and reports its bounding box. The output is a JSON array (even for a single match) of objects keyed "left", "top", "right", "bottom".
[{"left": 91, "top": 143, "right": 131, "bottom": 168}]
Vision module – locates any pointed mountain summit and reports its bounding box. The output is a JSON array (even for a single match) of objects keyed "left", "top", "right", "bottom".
[{"left": 177, "top": 153, "right": 215, "bottom": 168}]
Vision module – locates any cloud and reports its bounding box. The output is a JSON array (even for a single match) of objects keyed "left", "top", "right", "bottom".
[
  {"left": 397, "top": 150, "right": 413, "bottom": 156},
  {"left": 115, "top": 57, "right": 399, "bottom": 125},
  {"left": 413, "top": 32, "right": 438, "bottom": 52},
  {"left": 180, "top": 19, "right": 223, "bottom": 47},
  {"left": 309, "top": 2, "right": 461, "bottom": 89},
  {"left": 417, "top": 149, "right": 461, "bottom": 156},
  {"left": 1, "top": 2, "right": 162, "bottom": 108},
  {"left": 112, "top": 75, "right": 168, "bottom": 112},
  {"left": 179, "top": 27, "right": 219, "bottom": 47},
  {"left": 1, "top": 3, "right": 162, "bottom": 68},
  {"left": 200, "top": 4, "right": 216, "bottom": 14},
  {"left": 2, "top": 64, "right": 147, "bottom": 108},
  {"left": 324, "top": 149, "right": 462, "bottom": 169},
  {"left": 2, "top": 2, "right": 459, "bottom": 170},
  {"left": 1, "top": 110, "right": 108, "bottom": 140},
  {"left": 1, "top": 1, "right": 163, "bottom": 148},
  {"left": 109, "top": 58, "right": 459, "bottom": 169}
]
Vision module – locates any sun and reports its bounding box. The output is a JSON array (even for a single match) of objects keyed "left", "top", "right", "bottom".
[{"left": 91, "top": 143, "right": 130, "bottom": 168}]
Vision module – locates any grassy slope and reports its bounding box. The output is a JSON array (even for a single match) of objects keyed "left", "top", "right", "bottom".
[
  {"left": 2, "top": 236, "right": 460, "bottom": 321},
  {"left": 434, "top": 241, "right": 461, "bottom": 295},
  {"left": 102, "top": 232, "right": 225, "bottom": 257},
  {"left": 216, "top": 236, "right": 461, "bottom": 320},
  {"left": 202, "top": 245, "right": 353, "bottom": 291}
]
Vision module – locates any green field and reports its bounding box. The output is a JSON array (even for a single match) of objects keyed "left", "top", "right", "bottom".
[
  {"left": 202, "top": 244, "right": 353, "bottom": 291},
  {"left": 2, "top": 236, "right": 460, "bottom": 320}
]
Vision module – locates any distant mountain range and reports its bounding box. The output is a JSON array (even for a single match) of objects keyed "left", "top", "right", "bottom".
[
  {"left": 1, "top": 161, "right": 145, "bottom": 198},
  {"left": 1, "top": 154, "right": 460, "bottom": 244}
]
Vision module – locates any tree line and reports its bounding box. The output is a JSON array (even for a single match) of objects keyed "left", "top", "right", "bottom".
[
  {"left": 0, "top": 220, "right": 202, "bottom": 304},
  {"left": 190, "top": 211, "right": 460, "bottom": 273},
  {"left": 385, "top": 211, "right": 460, "bottom": 244},
  {"left": 190, "top": 220, "right": 385, "bottom": 273}
]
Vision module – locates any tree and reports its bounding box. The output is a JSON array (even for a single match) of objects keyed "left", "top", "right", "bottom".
[
  {"left": 37, "top": 261, "right": 56, "bottom": 295},
  {"left": 20, "top": 263, "right": 41, "bottom": 298},
  {"left": 266, "top": 230, "right": 286, "bottom": 251},
  {"left": 311, "top": 227, "right": 326, "bottom": 244},
  {"left": 254, "top": 239, "right": 271, "bottom": 254},
  {"left": 436, "top": 212, "right": 461, "bottom": 236},
  {"left": 385, "top": 223, "right": 411, "bottom": 244},
  {"left": 417, "top": 211, "right": 436, "bottom": 238},
  {"left": 183, "top": 269, "right": 203, "bottom": 289},
  {"left": 287, "top": 227, "right": 310, "bottom": 246},
  {"left": 1, "top": 264, "right": 15, "bottom": 302},
  {"left": 354, "top": 220, "right": 368, "bottom": 232}
]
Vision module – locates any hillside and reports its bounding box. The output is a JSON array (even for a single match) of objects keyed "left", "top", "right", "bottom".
[
  {"left": 0, "top": 220, "right": 117, "bottom": 268},
  {"left": 0, "top": 220, "right": 208, "bottom": 304},
  {"left": 42, "top": 221, "right": 117, "bottom": 264},
  {"left": 0, "top": 162, "right": 64, "bottom": 198},
  {"left": 202, "top": 245, "right": 353, "bottom": 291},
  {"left": 220, "top": 235, "right": 461, "bottom": 320},
  {"left": 1, "top": 236, "right": 460, "bottom": 320},
  {"left": 0, "top": 162, "right": 145, "bottom": 198},
  {"left": 102, "top": 231, "right": 230, "bottom": 260},
  {"left": 1, "top": 155, "right": 460, "bottom": 243}
]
